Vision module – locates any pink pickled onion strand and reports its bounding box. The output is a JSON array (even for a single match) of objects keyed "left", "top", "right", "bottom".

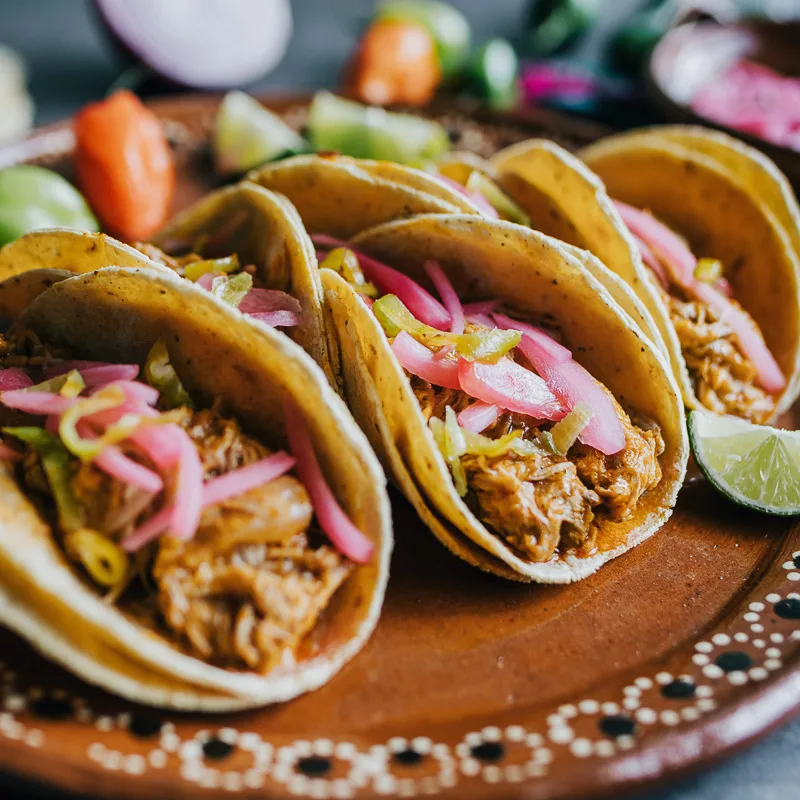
[
  {"left": 466, "top": 313, "right": 495, "bottom": 328},
  {"left": 457, "top": 359, "right": 565, "bottom": 421},
  {"left": 312, "top": 234, "right": 451, "bottom": 329},
  {"left": 692, "top": 282, "right": 786, "bottom": 392},
  {"left": 0, "top": 390, "right": 75, "bottom": 416},
  {"left": 716, "top": 276, "right": 733, "bottom": 297},
  {"left": 43, "top": 360, "right": 107, "bottom": 379},
  {"left": 195, "top": 271, "right": 221, "bottom": 291},
  {"left": 123, "top": 451, "right": 298, "bottom": 552},
  {"left": 524, "top": 351, "right": 625, "bottom": 454},
  {"left": 436, "top": 175, "right": 500, "bottom": 219},
  {"left": 283, "top": 399, "right": 374, "bottom": 563},
  {"left": 631, "top": 233, "right": 668, "bottom": 289},
  {"left": 247, "top": 310, "right": 302, "bottom": 327},
  {"left": 493, "top": 312, "right": 572, "bottom": 364},
  {"left": 463, "top": 300, "right": 500, "bottom": 317},
  {"left": 612, "top": 200, "right": 696, "bottom": 286},
  {"left": 162, "top": 425, "right": 203, "bottom": 540},
  {"left": 360, "top": 294, "right": 374, "bottom": 309},
  {"left": 87, "top": 402, "right": 159, "bottom": 428},
  {"left": 94, "top": 446, "right": 164, "bottom": 493},
  {"left": 0, "top": 368, "right": 33, "bottom": 391},
  {"left": 122, "top": 505, "right": 173, "bottom": 552},
  {"left": 0, "top": 441, "right": 22, "bottom": 461},
  {"left": 129, "top": 424, "right": 183, "bottom": 469},
  {"left": 78, "top": 364, "right": 139, "bottom": 385},
  {"left": 202, "top": 452, "right": 296, "bottom": 507},
  {"left": 238, "top": 288, "right": 302, "bottom": 316},
  {"left": 457, "top": 402, "right": 500, "bottom": 433},
  {"left": 424, "top": 260, "right": 464, "bottom": 335},
  {"left": 391, "top": 332, "right": 460, "bottom": 390},
  {"left": 433, "top": 343, "right": 455, "bottom": 361},
  {"left": 615, "top": 199, "right": 785, "bottom": 393},
  {"left": 92, "top": 380, "right": 159, "bottom": 406}
]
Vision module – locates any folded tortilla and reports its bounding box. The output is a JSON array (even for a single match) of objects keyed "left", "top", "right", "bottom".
[{"left": 0, "top": 267, "right": 391, "bottom": 709}]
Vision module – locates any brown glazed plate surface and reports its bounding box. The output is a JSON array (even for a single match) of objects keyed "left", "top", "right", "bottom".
[{"left": 1, "top": 93, "right": 800, "bottom": 800}]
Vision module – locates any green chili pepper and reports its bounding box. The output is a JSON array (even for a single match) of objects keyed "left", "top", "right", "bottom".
[
  {"left": 0, "top": 165, "right": 99, "bottom": 247},
  {"left": 465, "top": 39, "right": 520, "bottom": 111}
]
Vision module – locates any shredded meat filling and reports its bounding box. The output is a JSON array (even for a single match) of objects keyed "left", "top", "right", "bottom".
[
  {"left": 17, "top": 399, "right": 351, "bottom": 673},
  {"left": 411, "top": 375, "right": 663, "bottom": 563},
  {"left": 667, "top": 293, "right": 775, "bottom": 423}
]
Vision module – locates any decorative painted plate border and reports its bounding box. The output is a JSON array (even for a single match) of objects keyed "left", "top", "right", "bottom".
[{"left": 0, "top": 95, "right": 798, "bottom": 800}]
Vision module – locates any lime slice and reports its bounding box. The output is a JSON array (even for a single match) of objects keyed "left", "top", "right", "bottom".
[
  {"left": 377, "top": 0, "right": 471, "bottom": 78},
  {"left": 307, "top": 91, "right": 450, "bottom": 165},
  {"left": 465, "top": 170, "right": 530, "bottom": 225},
  {"left": 214, "top": 91, "right": 309, "bottom": 175},
  {"left": 688, "top": 409, "right": 800, "bottom": 515}
]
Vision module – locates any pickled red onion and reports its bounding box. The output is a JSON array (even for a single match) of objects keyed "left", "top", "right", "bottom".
[
  {"left": 94, "top": 445, "right": 164, "bottom": 493},
  {"left": 87, "top": 401, "right": 159, "bottom": 428},
  {"left": 195, "top": 272, "right": 216, "bottom": 290},
  {"left": 457, "top": 359, "right": 565, "bottom": 421},
  {"left": 162, "top": 425, "right": 203, "bottom": 540},
  {"left": 44, "top": 361, "right": 107, "bottom": 379},
  {"left": 283, "top": 399, "right": 374, "bottom": 564},
  {"left": 457, "top": 402, "right": 500, "bottom": 433},
  {"left": 425, "top": 260, "right": 464, "bottom": 335},
  {"left": 202, "top": 452, "right": 296, "bottom": 507},
  {"left": 463, "top": 300, "right": 500, "bottom": 317},
  {"left": 612, "top": 201, "right": 695, "bottom": 286},
  {"left": 631, "top": 233, "right": 668, "bottom": 289},
  {"left": 466, "top": 313, "right": 495, "bottom": 328},
  {"left": 312, "top": 234, "right": 451, "bottom": 329},
  {"left": 0, "top": 368, "right": 33, "bottom": 391},
  {"left": 615, "top": 199, "right": 785, "bottom": 393},
  {"left": 0, "top": 390, "right": 75, "bottom": 416},
  {"left": 92, "top": 380, "right": 159, "bottom": 406},
  {"left": 122, "top": 505, "right": 173, "bottom": 552},
  {"left": 493, "top": 313, "right": 571, "bottom": 364},
  {"left": 692, "top": 282, "right": 786, "bottom": 393},
  {"left": 391, "top": 331, "right": 460, "bottom": 390},
  {"left": 436, "top": 175, "right": 500, "bottom": 219},
  {"left": 129, "top": 424, "right": 183, "bottom": 469},
  {"left": 238, "top": 288, "right": 302, "bottom": 316}
]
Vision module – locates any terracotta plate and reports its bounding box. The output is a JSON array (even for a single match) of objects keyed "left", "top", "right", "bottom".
[{"left": 1, "top": 94, "right": 799, "bottom": 800}]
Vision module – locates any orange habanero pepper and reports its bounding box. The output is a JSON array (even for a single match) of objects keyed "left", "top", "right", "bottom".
[
  {"left": 348, "top": 19, "right": 441, "bottom": 107},
  {"left": 74, "top": 90, "right": 175, "bottom": 242}
]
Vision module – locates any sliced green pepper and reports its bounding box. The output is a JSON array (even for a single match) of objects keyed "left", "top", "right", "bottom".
[{"left": 144, "top": 338, "right": 193, "bottom": 410}]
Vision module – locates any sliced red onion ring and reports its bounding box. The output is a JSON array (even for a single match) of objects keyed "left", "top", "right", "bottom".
[
  {"left": 391, "top": 331, "right": 460, "bottom": 390},
  {"left": 0, "top": 368, "right": 34, "bottom": 391},
  {"left": 0, "top": 390, "right": 75, "bottom": 416},
  {"left": 44, "top": 360, "right": 106, "bottom": 380},
  {"left": 631, "top": 233, "right": 669, "bottom": 289},
  {"left": 493, "top": 313, "right": 571, "bottom": 364},
  {"left": 92, "top": 380, "right": 159, "bottom": 406},
  {"left": 466, "top": 313, "right": 495, "bottom": 328},
  {"left": 313, "top": 234, "right": 451, "bottom": 329},
  {"left": 202, "top": 451, "right": 296, "bottom": 507},
  {"left": 425, "top": 260, "right": 464, "bottom": 335},
  {"left": 195, "top": 272, "right": 217, "bottom": 291},
  {"left": 457, "top": 402, "right": 500, "bottom": 433},
  {"left": 436, "top": 175, "right": 500, "bottom": 219},
  {"left": 284, "top": 399, "right": 374, "bottom": 564},
  {"left": 463, "top": 300, "right": 500, "bottom": 317},
  {"left": 692, "top": 282, "right": 786, "bottom": 393},
  {"left": 458, "top": 359, "right": 565, "bottom": 421},
  {"left": 94, "top": 445, "right": 164, "bottom": 493},
  {"left": 87, "top": 401, "right": 159, "bottom": 428},
  {"left": 247, "top": 311, "right": 302, "bottom": 327}
]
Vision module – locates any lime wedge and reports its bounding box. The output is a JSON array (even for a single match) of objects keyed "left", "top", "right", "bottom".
[
  {"left": 214, "top": 91, "right": 309, "bottom": 175},
  {"left": 688, "top": 409, "right": 800, "bottom": 515},
  {"left": 307, "top": 91, "right": 450, "bottom": 165}
]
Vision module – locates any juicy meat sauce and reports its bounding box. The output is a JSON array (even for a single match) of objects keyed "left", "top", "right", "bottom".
[
  {"left": 412, "top": 377, "right": 664, "bottom": 563},
  {"left": 666, "top": 292, "right": 775, "bottom": 424},
  {"left": 20, "top": 403, "right": 351, "bottom": 673}
]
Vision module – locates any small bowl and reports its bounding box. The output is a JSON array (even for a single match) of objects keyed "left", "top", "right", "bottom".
[{"left": 647, "top": 19, "right": 800, "bottom": 185}]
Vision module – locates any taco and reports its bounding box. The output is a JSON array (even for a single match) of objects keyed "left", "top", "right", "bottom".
[
  {"left": 317, "top": 214, "right": 687, "bottom": 582},
  {"left": 0, "top": 266, "right": 391, "bottom": 709},
  {"left": 0, "top": 183, "right": 337, "bottom": 385},
  {"left": 578, "top": 133, "right": 800, "bottom": 421},
  {"left": 248, "top": 154, "right": 477, "bottom": 239}
]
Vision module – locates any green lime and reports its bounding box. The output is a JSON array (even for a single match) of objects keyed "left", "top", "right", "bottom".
[
  {"left": 465, "top": 38, "right": 520, "bottom": 110},
  {"left": 377, "top": 0, "right": 471, "bottom": 78},
  {"left": 307, "top": 91, "right": 450, "bottom": 165},
  {"left": 214, "top": 91, "right": 310, "bottom": 176},
  {"left": 688, "top": 409, "right": 800, "bottom": 516}
]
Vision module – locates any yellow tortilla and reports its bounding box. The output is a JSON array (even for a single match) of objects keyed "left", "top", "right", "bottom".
[{"left": 323, "top": 214, "right": 688, "bottom": 583}]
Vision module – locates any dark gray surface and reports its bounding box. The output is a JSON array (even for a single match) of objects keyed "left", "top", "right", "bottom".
[{"left": 0, "top": 1, "right": 798, "bottom": 798}]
